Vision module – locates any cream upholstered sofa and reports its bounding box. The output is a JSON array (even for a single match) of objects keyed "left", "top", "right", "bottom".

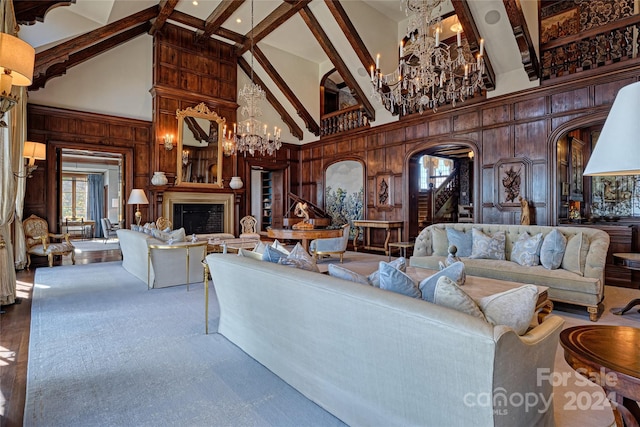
[
  {"left": 206, "top": 253, "right": 564, "bottom": 427},
  {"left": 117, "top": 229, "right": 233, "bottom": 288},
  {"left": 411, "top": 223, "right": 610, "bottom": 321}
]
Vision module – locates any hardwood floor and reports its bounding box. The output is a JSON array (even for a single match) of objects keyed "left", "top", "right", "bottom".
[{"left": 0, "top": 245, "right": 122, "bottom": 427}]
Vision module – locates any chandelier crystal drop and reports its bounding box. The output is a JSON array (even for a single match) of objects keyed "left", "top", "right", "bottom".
[
  {"left": 224, "top": 0, "right": 281, "bottom": 157},
  {"left": 372, "top": 0, "right": 486, "bottom": 115}
]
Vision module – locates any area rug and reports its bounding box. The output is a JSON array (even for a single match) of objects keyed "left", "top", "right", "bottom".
[
  {"left": 25, "top": 258, "right": 640, "bottom": 426},
  {"left": 25, "top": 261, "right": 344, "bottom": 427},
  {"left": 71, "top": 239, "right": 120, "bottom": 252}
]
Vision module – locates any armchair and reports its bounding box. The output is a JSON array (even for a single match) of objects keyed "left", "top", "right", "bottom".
[
  {"left": 239, "top": 215, "right": 261, "bottom": 240},
  {"left": 100, "top": 218, "right": 120, "bottom": 243},
  {"left": 24, "top": 214, "right": 75, "bottom": 268},
  {"left": 309, "top": 224, "right": 350, "bottom": 263}
]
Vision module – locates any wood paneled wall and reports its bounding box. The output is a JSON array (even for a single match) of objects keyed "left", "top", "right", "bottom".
[
  {"left": 26, "top": 105, "right": 150, "bottom": 231},
  {"left": 299, "top": 67, "right": 640, "bottom": 241}
]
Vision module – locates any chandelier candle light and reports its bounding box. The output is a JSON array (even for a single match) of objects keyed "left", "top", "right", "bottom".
[
  {"left": 372, "top": 0, "right": 485, "bottom": 115},
  {"left": 224, "top": 0, "right": 282, "bottom": 156}
]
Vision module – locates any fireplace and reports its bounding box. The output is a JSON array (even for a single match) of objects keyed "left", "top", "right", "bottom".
[{"left": 162, "top": 192, "right": 234, "bottom": 235}]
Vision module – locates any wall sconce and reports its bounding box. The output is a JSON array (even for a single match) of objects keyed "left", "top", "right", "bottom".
[
  {"left": 0, "top": 33, "right": 35, "bottom": 127},
  {"left": 182, "top": 149, "right": 189, "bottom": 165},
  {"left": 163, "top": 134, "right": 174, "bottom": 151},
  {"left": 23, "top": 141, "right": 46, "bottom": 178}
]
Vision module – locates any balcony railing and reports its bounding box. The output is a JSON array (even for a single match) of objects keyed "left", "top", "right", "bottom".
[
  {"left": 541, "top": 14, "right": 640, "bottom": 82},
  {"left": 320, "top": 105, "right": 370, "bottom": 137}
]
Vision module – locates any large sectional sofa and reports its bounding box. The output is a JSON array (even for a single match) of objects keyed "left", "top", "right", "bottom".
[
  {"left": 206, "top": 253, "right": 565, "bottom": 426},
  {"left": 410, "top": 223, "right": 610, "bottom": 321}
]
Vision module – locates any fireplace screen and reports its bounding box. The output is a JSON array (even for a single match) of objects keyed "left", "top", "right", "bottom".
[{"left": 172, "top": 204, "right": 224, "bottom": 234}]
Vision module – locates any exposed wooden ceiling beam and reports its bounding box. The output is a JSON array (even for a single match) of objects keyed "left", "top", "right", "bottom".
[
  {"left": 14, "top": 0, "right": 74, "bottom": 25},
  {"left": 31, "top": 22, "right": 151, "bottom": 90},
  {"left": 252, "top": 45, "right": 319, "bottom": 136},
  {"left": 34, "top": 6, "right": 158, "bottom": 79},
  {"left": 323, "top": 0, "right": 374, "bottom": 73},
  {"left": 238, "top": 56, "right": 304, "bottom": 141},
  {"left": 195, "top": 0, "right": 246, "bottom": 43},
  {"left": 236, "top": 0, "right": 311, "bottom": 56},
  {"left": 299, "top": 6, "right": 376, "bottom": 122},
  {"left": 169, "top": 9, "right": 246, "bottom": 44},
  {"left": 149, "top": 0, "right": 180, "bottom": 36},
  {"left": 451, "top": 0, "right": 496, "bottom": 91},
  {"left": 502, "top": 0, "right": 540, "bottom": 80}
]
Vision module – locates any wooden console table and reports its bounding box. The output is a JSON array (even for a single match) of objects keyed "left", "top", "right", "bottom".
[{"left": 352, "top": 220, "right": 403, "bottom": 255}]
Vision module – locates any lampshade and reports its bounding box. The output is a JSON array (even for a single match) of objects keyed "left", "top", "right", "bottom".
[
  {"left": 127, "top": 189, "right": 149, "bottom": 205},
  {"left": 583, "top": 81, "right": 640, "bottom": 176},
  {"left": 0, "top": 33, "right": 35, "bottom": 93},
  {"left": 23, "top": 141, "right": 46, "bottom": 163}
]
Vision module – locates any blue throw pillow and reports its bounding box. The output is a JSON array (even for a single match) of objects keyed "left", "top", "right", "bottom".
[
  {"left": 328, "top": 264, "right": 370, "bottom": 285},
  {"left": 262, "top": 245, "right": 288, "bottom": 263},
  {"left": 446, "top": 229, "right": 472, "bottom": 257},
  {"left": 419, "top": 261, "right": 466, "bottom": 298},
  {"left": 378, "top": 261, "right": 421, "bottom": 298},
  {"left": 368, "top": 257, "right": 406, "bottom": 288},
  {"left": 510, "top": 232, "right": 543, "bottom": 266},
  {"left": 540, "top": 229, "right": 567, "bottom": 270}
]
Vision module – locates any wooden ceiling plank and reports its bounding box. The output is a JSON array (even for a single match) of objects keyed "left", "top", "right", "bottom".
[
  {"left": 252, "top": 45, "right": 320, "bottom": 136},
  {"left": 238, "top": 56, "right": 304, "bottom": 140},
  {"left": 451, "top": 0, "right": 496, "bottom": 91},
  {"left": 149, "top": 0, "right": 180, "bottom": 36},
  {"left": 169, "top": 9, "right": 246, "bottom": 44},
  {"left": 299, "top": 6, "right": 376, "bottom": 122},
  {"left": 236, "top": 0, "right": 311, "bottom": 56},
  {"left": 34, "top": 5, "right": 158, "bottom": 77},
  {"left": 31, "top": 22, "right": 151, "bottom": 91},
  {"left": 15, "top": 0, "right": 75, "bottom": 25},
  {"left": 502, "top": 0, "right": 540, "bottom": 81},
  {"left": 195, "top": 0, "right": 246, "bottom": 43},
  {"left": 323, "top": 0, "right": 374, "bottom": 73}
]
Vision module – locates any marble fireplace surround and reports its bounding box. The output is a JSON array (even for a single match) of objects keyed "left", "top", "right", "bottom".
[{"left": 162, "top": 191, "right": 234, "bottom": 236}]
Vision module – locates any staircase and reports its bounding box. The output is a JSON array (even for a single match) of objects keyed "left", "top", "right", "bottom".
[{"left": 419, "top": 169, "right": 459, "bottom": 227}]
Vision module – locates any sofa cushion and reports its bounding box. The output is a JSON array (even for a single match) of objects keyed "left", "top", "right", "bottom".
[
  {"left": 262, "top": 245, "right": 289, "bottom": 263},
  {"left": 446, "top": 228, "right": 472, "bottom": 257},
  {"left": 478, "top": 284, "right": 538, "bottom": 335},
  {"left": 328, "top": 264, "right": 370, "bottom": 285},
  {"left": 418, "top": 262, "right": 466, "bottom": 296},
  {"left": 422, "top": 276, "right": 486, "bottom": 320},
  {"left": 150, "top": 227, "right": 186, "bottom": 244},
  {"left": 368, "top": 257, "right": 406, "bottom": 288},
  {"left": 510, "top": 232, "right": 543, "bottom": 267},
  {"left": 271, "top": 240, "right": 291, "bottom": 255},
  {"left": 278, "top": 243, "right": 320, "bottom": 272},
  {"left": 432, "top": 227, "right": 449, "bottom": 256},
  {"left": 540, "top": 229, "right": 567, "bottom": 270},
  {"left": 378, "top": 261, "right": 421, "bottom": 298},
  {"left": 469, "top": 229, "right": 506, "bottom": 260},
  {"left": 239, "top": 247, "right": 265, "bottom": 261},
  {"left": 561, "top": 232, "right": 589, "bottom": 276}
]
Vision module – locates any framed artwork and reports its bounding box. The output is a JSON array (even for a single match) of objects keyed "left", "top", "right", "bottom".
[
  {"left": 494, "top": 158, "right": 532, "bottom": 211},
  {"left": 375, "top": 172, "right": 393, "bottom": 209},
  {"left": 541, "top": 8, "right": 580, "bottom": 44},
  {"left": 324, "top": 160, "right": 364, "bottom": 227}
]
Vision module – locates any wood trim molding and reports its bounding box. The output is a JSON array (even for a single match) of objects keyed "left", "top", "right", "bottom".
[
  {"left": 149, "top": 0, "right": 179, "bottom": 36},
  {"left": 502, "top": 0, "right": 540, "bottom": 81},
  {"left": 323, "top": 0, "right": 374, "bottom": 73}
]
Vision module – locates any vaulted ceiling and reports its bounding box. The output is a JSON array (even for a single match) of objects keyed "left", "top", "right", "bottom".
[{"left": 15, "top": 0, "right": 541, "bottom": 145}]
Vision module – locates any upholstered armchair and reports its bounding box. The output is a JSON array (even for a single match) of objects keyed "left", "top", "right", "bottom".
[
  {"left": 24, "top": 214, "right": 75, "bottom": 268},
  {"left": 239, "top": 215, "right": 261, "bottom": 240},
  {"left": 309, "top": 224, "right": 350, "bottom": 263},
  {"left": 100, "top": 218, "right": 120, "bottom": 243}
]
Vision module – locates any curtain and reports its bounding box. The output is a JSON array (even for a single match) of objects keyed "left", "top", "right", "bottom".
[
  {"left": 12, "top": 89, "right": 27, "bottom": 270},
  {"left": 0, "top": 0, "right": 22, "bottom": 305},
  {"left": 88, "top": 174, "right": 104, "bottom": 238}
]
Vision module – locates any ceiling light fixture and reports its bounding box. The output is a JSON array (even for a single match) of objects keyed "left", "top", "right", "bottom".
[
  {"left": 372, "top": 0, "right": 485, "bottom": 115},
  {"left": 224, "top": 0, "right": 281, "bottom": 157}
]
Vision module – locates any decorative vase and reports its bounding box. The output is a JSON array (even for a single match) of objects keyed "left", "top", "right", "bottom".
[
  {"left": 151, "top": 171, "right": 168, "bottom": 186},
  {"left": 229, "top": 176, "right": 243, "bottom": 190}
]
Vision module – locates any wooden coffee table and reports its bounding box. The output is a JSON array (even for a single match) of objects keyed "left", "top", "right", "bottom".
[{"left": 560, "top": 325, "right": 640, "bottom": 427}]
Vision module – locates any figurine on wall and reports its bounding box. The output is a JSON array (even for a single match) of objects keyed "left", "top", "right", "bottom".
[
  {"left": 519, "top": 196, "right": 530, "bottom": 225},
  {"left": 502, "top": 166, "right": 521, "bottom": 203}
]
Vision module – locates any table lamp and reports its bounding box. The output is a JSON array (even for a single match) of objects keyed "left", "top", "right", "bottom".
[
  {"left": 127, "top": 189, "right": 149, "bottom": 226},
  {"left": 583, "top": 81, "right": 640, "bottom": 316}
]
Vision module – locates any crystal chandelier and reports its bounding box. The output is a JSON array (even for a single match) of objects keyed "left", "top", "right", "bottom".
[
  {"left": 224, "top": 0, "right": 281, "bottom": 156},
  {"left": 372, "top": 0, "right": 485, "bottom": 115}
]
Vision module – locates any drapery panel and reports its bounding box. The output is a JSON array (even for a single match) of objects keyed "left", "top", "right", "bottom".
[{"left": 88, "top": 174, "right": 104, "bottom": 238}]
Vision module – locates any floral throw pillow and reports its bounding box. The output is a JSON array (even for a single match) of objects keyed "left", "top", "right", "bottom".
[
  {"left": 469, "top": 229, "right": 506, "bottom": 260},
  {"left": 510, "top": 232, "right": 544, "bottom": 266}
]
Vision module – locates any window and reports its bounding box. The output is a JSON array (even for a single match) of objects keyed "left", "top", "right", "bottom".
[
  {"left": 419, "top": 155, "right": 453, "bottom": 190},
  {"left": 62, "top": 174, "right": 88, "bottom": 220}
]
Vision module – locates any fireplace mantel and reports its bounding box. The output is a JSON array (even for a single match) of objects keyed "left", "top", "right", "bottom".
[{"left": 162, "top": 192, "right": 234, "bottom": 235}]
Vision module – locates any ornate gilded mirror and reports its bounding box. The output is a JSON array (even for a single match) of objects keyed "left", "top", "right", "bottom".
[{"left": 176, "top": 102, "right": 225, "bottom": 188}]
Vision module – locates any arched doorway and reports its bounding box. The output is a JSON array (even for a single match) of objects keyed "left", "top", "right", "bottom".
[{"left": 406, "top": 142, "right": 477, "bottom": 239}]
